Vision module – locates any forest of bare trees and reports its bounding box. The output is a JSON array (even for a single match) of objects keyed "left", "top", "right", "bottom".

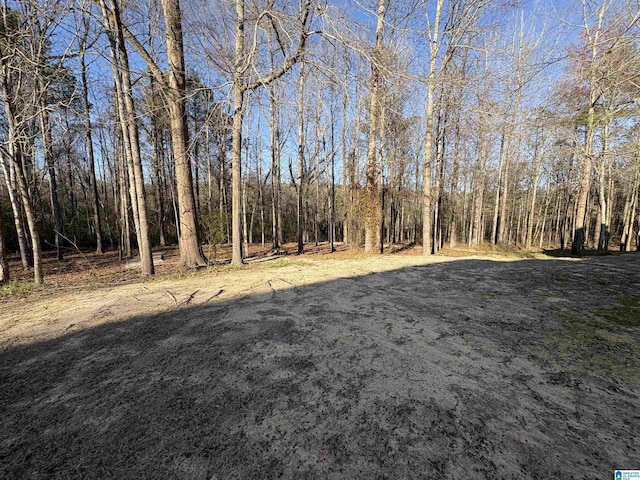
[{"left": 1, "top": 0, "right": 640, "bottom": 284}]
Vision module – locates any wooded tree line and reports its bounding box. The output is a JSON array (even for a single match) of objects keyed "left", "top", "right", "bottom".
[{"left": 0, "top": 0, "right": 639, "bottom": 284}]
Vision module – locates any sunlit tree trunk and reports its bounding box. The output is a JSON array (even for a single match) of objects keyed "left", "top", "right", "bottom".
[
  {"left": 269, "top": 82, "right": 282, "bottom": 251},
  {"left": 422, "top": 0, "right": 443, "bottom": 255},
  {"left": 161, "top": 0, "right": 206, "bottom": 267},
  {"left": 341, "top": 72, "right": 349, "bottom": 246},
  {"left": 364, "top": 0, "right": 386, "bottom": 253},
  {"left": 0, "top": 77, "right": 43, "bottom": 283},
  {"left": 449, "top": 109, "right": 461, "bottom": 248},
  {"left": 0, "top": 207, "right": 9, "bottom": 283},
  {"left": 79, "top": 21, "right": 103, "bottom": 254},
  {"left": 38, "top": 99, "right": 63, "bottom": 260},
  {"left": 296, "top": 61, "right": 306, "bottom": 255},
  {"left": 492, "top": 131, "right": 506, "bottom": 245},
  {"left": 573, "top": 2, "right": 607, "bottom": 254},
  {"left": 4, "top": 155, "right": 31, "bottom": 269},
  {"left": 150, "top": 77, "right": 167, "bottom": 247},
  {"left": 596, "top": 123, "right": 610, "bottom": 251},
  {"left": 525, "top": 133, "right": 542, "bottom": 250},
  {"left": 231, "top": 0, "right": 246, "bottom": 264},
  {"left": 100, "top": 0, "right": 154, "bottom": 275}
]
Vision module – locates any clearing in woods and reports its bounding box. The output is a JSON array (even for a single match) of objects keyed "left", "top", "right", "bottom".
[{"left": 1, "top": 245, "right": 639, "bottom": 479}]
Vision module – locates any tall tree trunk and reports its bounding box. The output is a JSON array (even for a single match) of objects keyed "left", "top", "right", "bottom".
[
  {"left": 497, "top": 133, "right": 513, "bottom": 245},
  {"left": 151, "top": 91, "right": 167, "bottom": 247},
  {"left": 0, "top": 82, "right": 42, "bottom": 283},
  {"left": 573, "top": 153, "right": 592, "bottom": 254},
  {"left": 39, "top": 105, "right": 63, "bottom": 260},
  {"left": 206, "top": 121, "right": 213, "bottom": 217},
  {"left": 112, "top": 125, "right": 128, "bottom": 258},
  {"left": 330, "top": 104, "right": 336, "bottom": 253},
  {"left": 341, "top": 73, "right": 349, "bottom": 247},
  {"left": 433, "top": 101, "right": 447, "bottom": 253},
  {"left": 2, "top": 148, "right": 43, "bottom": 284},
  {"left": 469, "top": 122, "right": 487, "bottom": 246},
  {"left": 492, "top": 131, "right": 506, "bottom": 245},
  {"left": 231, "top": 0, "right": 246, "bottom": 265},
  {"left": 242, "top": 137, "right": 249, "bottom": 254},
  {"left": 104, "top": 9, "right": 141, "bottom": 253},
  {"left": 364, "top": 0, "right": 386, "bottom": 253},
  {"left": 229, "top": 0, "right": 311, "bottom": 260},
  {"left": 269, "top": 81, "right": 282, "bottom": 251},
  {"left": 0, "top": 207, "right": 9, "bottom": 283},
  {"left": 314, "top": 120, "right": 321, "bottom": 247},
  {"left": 573, "top": 3, "right": 605, "bottom": 255},
  {"left": 423, "top": 0, "right": 443, "bottom": 255},
  {"left": 193, "top": 117, "right": 201, "bottom": 221},
  {"left": 161, "top": 0, "right": 206, "bottom": 267},
  {"left": 597, "top": 123, "right": 610, "bottom": 251},
  {"left": 17, "top": 167, "right": 42, "bottom": 284},
  {"left": 80, "top": 39, "right": 103, "bottom": 254},
  {"left": 621, "top": 175, "right": 638, "bottom": 252},
  {"left": 266, "top": 30, "right": 282, "bottom": 252},
  {"left": 626, "top": 186, "right": 638, "bottom": 252},
  {"left": 4, "top": 159, "right": 31, "bottom": 269},
  {"left": 449, "top": 111, "right": 461, "bottom": 248},
  {"left": 347, "top": 94, "right": 360, "bottom": 247},
  {"left": 115, "top": 10, "right": 153, "bottom": 275},
  {"left": 231, "top": 80, "right": 245, "bottom": 264},
  {"left": 219, "top": 137, "right": 229, "bottom": 243},
  {"left": 296, "top": 62, "right": 306, "bottom": 255},
  {"left": 525, "top": 134, "right": 542, "bottom": 250},
  {"left": 100, "top": 0, "right": 154, "bottom": 275}
]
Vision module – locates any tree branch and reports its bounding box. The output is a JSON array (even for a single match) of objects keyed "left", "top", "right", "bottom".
[
  {"left": 243, "top": 0, "right": 313, "bottom": 92},
  {"left": 120, "top": 23, "right": 168, "bottom": 89}
]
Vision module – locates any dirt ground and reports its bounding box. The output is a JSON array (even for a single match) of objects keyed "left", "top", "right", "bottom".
[{"left": 1, "top": 245, "right": 639, "bottom": 479}]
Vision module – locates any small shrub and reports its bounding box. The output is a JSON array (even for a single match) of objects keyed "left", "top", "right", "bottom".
[
  {"left": 202, "top": 212, "right": 227, "bottom": 264},
  {"left": 0, "top": 281, "right": 37, "bottom": 297}
]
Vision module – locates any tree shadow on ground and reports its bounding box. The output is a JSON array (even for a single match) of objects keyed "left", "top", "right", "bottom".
[
  {"left": 1, "top": 254, "right": 639, "bottom": 479},
  {"left": 541, "top": 247, "right": 627, "bottom": 258}
]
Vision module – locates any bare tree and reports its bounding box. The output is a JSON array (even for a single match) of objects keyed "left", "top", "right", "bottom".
[
  {"left": 230, "top": 0, "right": 314, "bottom": 264},
  {"left": 78, "top": 13, "right": 103, "bottom": 254},
  {"left": 573, "top": 0, "right": 611, "bottom": 253},
  {"left": 98, "top": 0, "right": 154, "bottom": 275},
  {"left": 422, "top": 0, "right": 488, "bottom": 254},
  {"left": 120, "top": 0, "right": 207, "bottom": 268},
  {"left": 363, "top": 0, "right": 386, "bottom": 253}
]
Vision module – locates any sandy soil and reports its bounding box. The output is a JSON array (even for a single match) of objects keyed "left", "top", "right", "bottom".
[{"left": 1, "top": 250, "right": 639, "bottom": 479}]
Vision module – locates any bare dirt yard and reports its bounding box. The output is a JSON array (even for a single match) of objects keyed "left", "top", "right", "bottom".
[{"left": 1, "top": 245, "right": 639, "bottom": 479}]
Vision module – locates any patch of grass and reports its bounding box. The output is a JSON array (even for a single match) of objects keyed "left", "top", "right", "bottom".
[
  {"left": 0, "top": 281, "right": 38, "bottom": 298},
  {"left": 524, "top": 309, "right": 639, "bottom": 387},
  {"left": 212, "top": 262, "right": 258, "bottom": 274},
  {"left": 460, "top": 242, "right": 544, "bottom": 259},
  {"left": 595, "top": 294, "right": 640, "bottom": 327},
  {"left": 481, "top": 291, "right": 501, "bottom": 300},
  {"left": 151, "top": 269, "right": 192, "bottom": 282},
  {"left": 260, "top": 258, "right": 310, "bottom": 269},
  {"left": 315, "top": 249, "right": 369, "bottom": 261},
  {"left": 516, "top": 250, "right": 538, "bottom": 259},
  {"left": 537, "top": 289, "right": 555, "bottom": 299},
  {"left": 224, "top": 263, "right": 252, "bottom": 271}
]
